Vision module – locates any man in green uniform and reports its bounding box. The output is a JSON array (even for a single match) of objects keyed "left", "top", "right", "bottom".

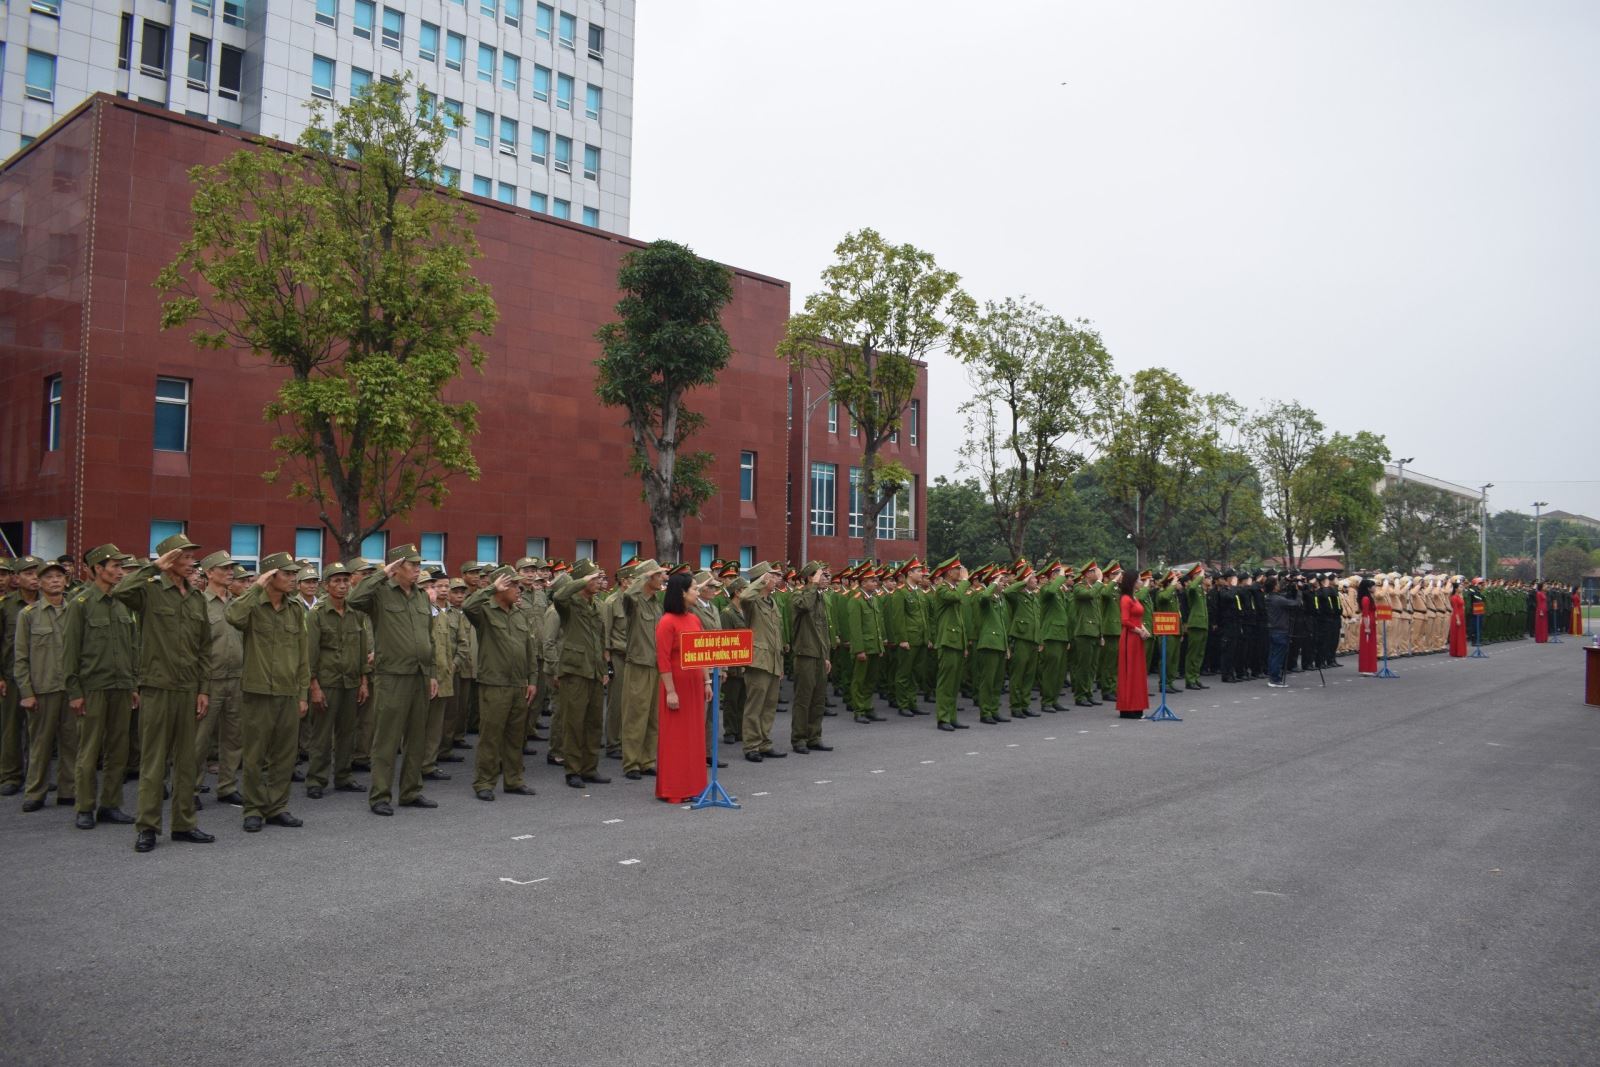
[
  {"left": 883, "top": 559, "right": 928, "bottom": 716},
  {"left": 0, "top": 557, "right": 42, "bottom": 796},
  {"left": 788, "top": 561, "right": 833, "bottom": 753},
  {"left": 1071, "top": 561, "right": 1105, "bottom": 707},
  {"left": 519, "top": 557, "right": 555, "bottom": 751},
  {"left": 718, "top": 576, "right": 749, "bottom": 743},
  {"left": 1151, "top": 571, "right": 1182, "bottom": 692},
  {"left": 1036, "top": 563, "right": 1072, "bottom": 712},
  {"left": 16, "top": 558, "right": 76, "bottom": 811},
  {"left": 599, "top": 563, "right": 634, "bottom": 760},
  {"left": 1097, "top": 562, "right": 1123, "bottom": 703},
  {"left": 928, "top": 558, "right": 973, "bottom": 731},
  {"left": 554, "top": 560, "right": 612, "bottom": 790},
  {"left": 348, "top": 557, "right": 380, "bottom": 769},
  {"left": 196, "top": 550, "right": 245, "bottom": 807},
  {"left": 348, "top": 544, "right": 439, "bottom": 816},
  {"left": 970, "top": 568, "right": 1010, "bottom": 724},
  {"left": 227, "top": 552, "right": 311, "bottom": 832},
  {"left": 443, "top": 577, "right": 476, "bottom": 757},
  {"left": 112, "top": 534, "right": 214, "bottom": 851},
  {"left": 739, "top": 562, "right": 786, "bottom": 760},
  {"left": 1181, "top": 565, "right": 1209, "bottom": 690},
  {"left": 463, "top": 566, "right": 540, "bottom": 799},
  {"left": 307, "top": 561, "right": 371, "bottom": 797},
  {"left": 845, "top": 566, "right": 887, "bottom": 724},
  {"left": 1005, "top": 563, "right": 1045, "bottom": 718},
  {"left": 618, "top": 559, "right": 666, "bottom": 779},
  {"left": 419, "top": 568, "right": 458, "bottom": 785},
  {"left": 63, "top": 544, "right": 139, "bottom": 828}
]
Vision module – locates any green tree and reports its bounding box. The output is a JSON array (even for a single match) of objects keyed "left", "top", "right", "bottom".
[
  {"left": 594, "top": 240, "right": 734, "bottom": 565},
  {"left": 1300, "top": 430, "right": 1390, "bottom": 569},
  {"left": 158, "top": 78, "right": 497, "bottom": 559},
  {"left": 956, "top": 298, "right": 1112, "bottom": 560},
  {"left": 1247, "top": 401, "right": 1326, "bottom": 568},
  {"left": 1098, "top": 368, "right": 1214, "bottom": 570},
  {"left": 780, "top": 228, "right": 976, "bottom": 561},
  {"left": 1542, "top": 544, "right": 1592, "bottom": 587},
  {"left": 1184, "top": 395, "right": 1272, "bottom": 568},
  {"left": 1371, "top": 482, "right": 1476, "bottom": 573},
  {"left": 926, "top": 476, "right": 1008, "bottom": 564}
]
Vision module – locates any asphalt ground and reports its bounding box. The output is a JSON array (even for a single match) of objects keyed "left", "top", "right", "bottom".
[{"left": 3, "top": 638, "right": 1598, "bottom": 1066}]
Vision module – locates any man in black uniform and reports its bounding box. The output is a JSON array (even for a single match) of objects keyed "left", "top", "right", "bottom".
[
  {"left": 1318, "top": 574, "right": 1342, "bottom": 667},
  {"left": 1215, "top": 569, "right": 1243, "bottom": 683},
  {"left": 1238, "top": 571, "right": 1263, "bottom": 680}
]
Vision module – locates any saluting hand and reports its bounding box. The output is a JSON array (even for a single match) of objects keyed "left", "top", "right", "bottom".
[
  {"left": 154, "top": 548, "right": 184, "bottom": 573},
  {"left": 255, "top": 568, "right": 278, "bottom": 587}
]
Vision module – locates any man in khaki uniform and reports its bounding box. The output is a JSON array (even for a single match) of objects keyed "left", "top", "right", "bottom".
[
  {"left": 517, "top": 557, "right": 553, "bottom": 750},
  {"left": 227, "top": 552, "right": 311, "bottom": 832},
  {"left": 196, "top": 550, "right": 245, "bottom": 807},
  {"left": 348, "top": 558, "right": 380, "bottom": 770},
  {"left": 307, "top": 561, "right": 370, "bottom": 797},
  {"left": 463, "top": 566, "right": 540, "bottom": 799},
  {"left": 442, "top": 578, "right": 475, "bottom": 758},
  {"left": 0, "top": 557, "right": 42, "bottom": 796},
  {"left": 112, "top": 533, "right": 214, "bottom": 851},
  {"left": 739, "top": 562, "right": 787, "bottom": 761},
  {"left": 618, "top": 559, "right": 666, "bottom": 779},
  {"left": 16, "top": 559, "right": 77, "bottom": 811},
  {"left": 539, "top": 580, "right": 565, "bottom": 766},
  {"left": 63, "top": 544, "right": 140, "bottom": 829},
  {"left": 420, "top": 568, "right": 459, "bottom": 784},
  {"left": 349, "top": 545, "right": 439, "bottom": 816},
  {"left": 553, "top": 560, "right": 611, "bottom": 789},
  {"left": 789, "top": 561, "right": 833, "bottom": 754},
  {"left": 600, "top": 563, "right": 634, "bottom": 760}
]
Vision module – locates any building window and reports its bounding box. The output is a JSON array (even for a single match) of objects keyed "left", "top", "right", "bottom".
[
  {"left": 118, "top": 17, "right": 134, "bottom": 70},
  {"left": 496, "top": 182, "right": 515, "bottom": 204},
  {"left": 150, "top": 521, "right": 187, "bottom": 557},
  {"left": 849, "top": 413, "right": 858, "bottom": 438},
  {"left": 847, "top": 467, "right": 864, "bottom": 538},
  {"left": 587, "top": 22, "right": 604, "bottom": 60},
  {"left": 445, "top": 31, "right": 464, "bottom": 71},
  {"left": 315, "top": 0, "right": 336, "bottom": 26},
  {"left": 498, "top": 116, "right": 517, "bottom": 154},
  {"left": 583, "top": 144, "right": 600, "bottom": 181},
  {"left": 230, "top": 524, "right": 262, "bottom": 572},
  {"left": 622, "top": 541, "right": 641, "bottom": 566},
  {"left": 441, "top": 166, "right": 459, "bottom": 188},
  {"left": 826, "top": 398, "right": 838, "bottom": 434},
  {"left": 359, "top": 531, "right": 387, "bottom": 561},
  {"left": 810, "top": 463, "right": 836, "bottom": 538},
  {"left": 296, "top": 528, "right": 324, "bottom": 568},
  {"left": 909, "top": 399, "right": 920, "bottom": 445},
  {"left": 419, "top": 532, "right": 444, "bottom": 570},
  {"left": 503, "top": 0, "right": 521, "bottom": 26},
  {"left": 476, "top": 535, "right": 500, "bottom": 565},
  {"left": 581, "top": 206, "right": 599, "bottom": 227},
  {"left": 311, "top": 55, "right": 335, "bottom": 98},
  {"left": 529, "top": 126, "right": 548, "bottom": 165},
  {"left": 218, "top": 44, "right": 243, "bottom": 98},
  {"left": 535, "top": 2, "right": 552, "bottom": 40},
  {"left": 739, "top": 546, "right": 755, "bottom": 570},
  {"left": 525, "top": 537, "right": 547, "bottom": 560},
  {"left": 739, "top": 451, "right": 756, "bottom": 502},
  {"left": 552, "top": 198, "right": 570, "bottom": 220},
  {"left": 698, "top": 545, "right": 716, "bottom": 569},
  {"left": 380, "top": 6, "right": 402, "bottom": 49},
  {"left": 575, "top": 539, "right": 596, "bottom": 562},
  {"left": 30, "top": 519, "right": 67, "bottom": 562},
  {"left": 529, "top": 192, "right": 547, "bottom": 213},
  {"left": 477, "top": 44, "right": 495, "bottom": 83},
  {"left": 45, "top": 376, "right": 63, "bottom": 452},
  {"left": 351, "top": 67, "right": 373, "bottom": 96},
  {"left": 32, "top": 0, "right": 60, "bottom": 13},
  {"left": 532, "top": 64, "right": 551, "bottom": 102},
  {"left": 501, "top": 53, "right": 519, "bottom": 92},
  {"left": 191, "top": 0, "right": 211, "bottom": 18},
  {"left": 418, "top": 21, "right": 438, "bottom": 62},
  {"left": 186, "top": 36, "right": 211, "bottom": 88},
  {"left": 353, "top": 0, "right": 373, "bottom": 38},
  {"left": 479, "top": 0, "right": 495, "bottom": 17},
  {"left": 585, "top": 83, "right": 602, "bottom": 121},
  {"left": 154, "top": 377, "right": 190, "bottom": 452},
  {"left": 139, "top": 22, "right": 170, "bottom": 77},
  {"left": 555, "top": 73, "right": 573, "bottom": 111},
  {"left": 474, "top": 109, "right": 492, "bottom": 148},
  {"left": 223, "top": 0, "right": 244, "bottom": 26},
  {"left": 472, "top": 175, "right": 491, "bottom": 197},
  {"left": 557, "top": 10, "right": 575, "bottom": 49},
  {"left": 553, "top": 135, "right": 571, "bottom": 173},
  {"left": 880, "top": 479, "right": 915, "bottom": 541}
]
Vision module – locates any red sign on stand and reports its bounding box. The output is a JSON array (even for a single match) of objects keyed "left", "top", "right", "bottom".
[
  {"left": 1152, "top": 612, "right": 1181, "bottom": 637},
  {"left": 1375, "top": 605, "right": 1394, "bottom": 622},
  {"left": 680, "top": 629, "right": 754, "bottom": 669},
  {"left": 1472, "top": 602, "right": 1485, "bottom": 616}
]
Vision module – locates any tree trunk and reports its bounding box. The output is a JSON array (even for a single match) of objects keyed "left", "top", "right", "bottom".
[{"left": 651, "top": 512, "right": 681, "bottom": 567}]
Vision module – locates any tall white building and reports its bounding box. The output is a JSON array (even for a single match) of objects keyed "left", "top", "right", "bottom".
[{"left": 1, "top": 0, "right": 634, "bottom": 231}]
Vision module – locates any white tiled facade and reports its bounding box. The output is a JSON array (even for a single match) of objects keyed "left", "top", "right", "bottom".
[{"left": 1, "top": 0, "right": 634, "bottom": 231}]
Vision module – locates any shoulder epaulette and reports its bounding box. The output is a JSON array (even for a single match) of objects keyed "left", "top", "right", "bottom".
[
  {"left": 74, "top": 594, "right": 87, "bottom": 604},
  {"left": 20, "top": 604, "right": 32, "bottom": 615}
]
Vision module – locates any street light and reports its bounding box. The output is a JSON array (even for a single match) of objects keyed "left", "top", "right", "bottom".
[
  {"left": 1532, "top": 501, "right": 1549, "bottom": 582},
  {"left": 1394, "top": 458, "right": 1414, "bottom": 569},
  {"left": 1478, "top": 483, "right": 1492, "bottom": 579}
]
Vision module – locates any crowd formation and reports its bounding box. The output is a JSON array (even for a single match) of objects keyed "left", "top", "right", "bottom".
[{"left": 0, "top": 538, "right": 1584, "bottom": 852}]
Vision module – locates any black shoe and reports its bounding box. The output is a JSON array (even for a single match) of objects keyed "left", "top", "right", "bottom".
[
  {"left": 472, "top": 789, "right": 494, "bottom": 801},
  {"left": 607, "top": 749, "right": 623, "bottom": 760},
  {"left": 438, "top": 754, "right": 464, "bottom": 763},
  {"left": 523, "top": 743, "right": 539, "bottom": 755},
  {"left": 581, "top": 773, "right": 612, "bottom": 784},
  {"left": 529, "top": 731, "right": 548, "bottom": 741},
  {"left": 96, "top": 806, "right": 135, "bottom": 824},
  {"left": 504, "top": 785, "right": 536, "bottom": 796},
  {"left": 370, "top": 803, "right": 394, "bottom": 816},
  {"left": 400, "top": 796, "right": 438, "bottom": 808},
  {"left": 0, "top": 782, "right": 18, "bottom": 796},
  {"left": 1050, "top": 703, "right": 1068, "bottom": 712},
  {"left": 643, "top": 767, "right": 657, "bottom": 776},
  {"left": 334, "top": 781, "right": 365, "bottom": 793},
  {"left": 744, "top": 752, "right": 763, "bottom": 764},
  {"left": 937, "top": 722, "right": 956, "bottom": 732},
  {"left": 267, "top": 812, "right": 303, "bottom": 827},
  {"left": 625, "top": 770, "right": 643, "bottom": 779},
  {"left": 565, "top": 774, "right": 585, "bottom": 789},
  {"left": 706, "top": 758, "right": 729, "bottom": 768},
  {"left": 1041, "top": 706, "right": 1058, "bottom": 714},
  {"left": 898, "top": 708, "right": 916, "bottom": 718},
  {"left": 192, "top": 795, "right": 204, "bottom": 811},
  {"left": 451, "top": 740, "right": 472, "bottom": 750},
  {"left": 792, "top": 743, "right": 810, "bottom": 754},
  {"left": 854, "top": 714, "right": 871, "bottom": 724},
  {"left": 198, "top": 784, "right": 211, "bottom": 795},
  {"left": 134, "top": 829, "right": 157, "bottom": 852},
  {"left": 21, "top": 798, "right": 43, "bottom": 812},
  {"left": 243, "top": 816, "right": 264, "bottom": 832},
  {"left": 423, "top": 769, "right": 452, "bottom": 781},
  {"left": 761, "top": 749, "right": 787, "bottom": 759},
  {"left": 1074, "top": 698, "right": 1093, "bottom": 707},
  {"left": 57, "top": 796, "right": 76, "bottom": 807},
  {"left": 912, "top": 707, "right": 932, "bottom": 716},
  {"left": 953, "top": 721, "right": 970, "bottom": 730},
  {"left": 809, "top": 742, "right": 833, "bottom": 751},
  {"left": 172, "top": 827, "right": 217, "bottom": 842},
  {"left": 75, "top": 811, "right": 96, "bottom": 829},
  {"left": 545, "top": 755, "right": 564, "bottom": 766},
  {"left": 350, "top": 759, "right": 372, "bottom": 771},
  {"left": 304, "top": 786, "right": 323, "bottom": 799},
  {"left": 867, "top": 712, "right": 887, "bottom": 722},
  {"left": 291, "top": 768, "right": 305, "bottom": 783},
  {"left": 822, "top": 709, "right": 838, "bottom": 717}
]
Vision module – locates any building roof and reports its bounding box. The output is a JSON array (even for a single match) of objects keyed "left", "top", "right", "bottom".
[{"left": 1543, "top": 511, "right": 1600, "bottom": 530}]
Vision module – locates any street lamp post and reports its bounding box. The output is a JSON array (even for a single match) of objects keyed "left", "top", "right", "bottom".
[
  {"left": 1532, "top": 501, "right": 1549, "bottom": 582},
  {"left": 1394, "top": 457, "right": 1414, "bottom": 569},
  {"left": 1478, "top": 483, "right": 1493, "bottom": 579},
  {"left": 797, "top": 383, "right": 831, "bottom": 565}
]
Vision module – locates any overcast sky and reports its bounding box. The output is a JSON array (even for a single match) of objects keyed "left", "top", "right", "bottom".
[{"left": 630, "top": 1, "right": 1600, "bottom": 521}]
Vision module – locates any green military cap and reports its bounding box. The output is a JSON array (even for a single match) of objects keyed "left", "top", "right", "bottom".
[
  {"left": 726, "top": 577, "right": 748, "bottom": 595},
  {"left": 386, "top": 543, "right": 421, "bottom": 564},
  {"left": 231, "top": 564, "right": 251, "bottom": 579},
  {"left": 513, "top": 556, "right": 540, "bottom": 571},
  {"left": 295, "top": 560, "right": 319, "bottom": 579},
  {"left": 419, "top": 567, "right": 442, "bottom": 584},
  {"left": 631, "top": 558, "right": 665, "bottom": 580},
  {"left": 156, "top": 532, "right": 201, "bottom": 555},
  {"left": 39, "top": 558, "right": 69, "bottom": 577},
  {"left": 744, "top": 561, "right": 773, "bottom": 583},
  {"left": 460, "top": 560, "right": 485, "bottom": 574},
  {"left": 693, "top": 569, "right": 715, "bottom": 586},
  {"left": 260, "top": 551, "right": 303, "bottom": 575},
  {"left": 799, "top": 560, "right": 828, "bottom": 580},
  {"left": 448, "top": 578, "right": 468, "bottom": 591},
  {"left": 548, "top": 572, "right": 573, "bottom": 595},
  {"left": 485, "top": 564, "right": 516, "bottom": 585},
  {"left": 198, "top": 550, "right": 235, "bottom": 572},
  {"left": 323, "top": 561, "right": 352, "bottom": 578},
  {"left": 615, "top": 562, "right": 637, "bottom": 581},
  {"left": 570, "top": 559, "right": 600, "bottom": 582},
  {"left": 13, "top": 555, "right": 45, "bottom": 572},
  {"left": 354, "top": 557, "right": 378, "bottom": 572},
  {"left": 86, "top": 544, "right": 131, "bottom": 568}
]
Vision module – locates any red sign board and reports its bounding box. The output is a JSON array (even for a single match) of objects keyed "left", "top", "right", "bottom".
[
  {"left": 1151, "top": 611, "right": 1181, "bottom": 637},
  {"left": 1472, "top": 602, "right": 1485, "bottom": 616},
  {"left": 1375, "top": 605, "right": 1394, "bottom": 622},
  {"left": 680, "top": 629, "right": 754, "bottom": 669}
]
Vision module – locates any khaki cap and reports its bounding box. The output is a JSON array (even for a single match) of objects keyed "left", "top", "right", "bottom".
[
  {"left": 386, "top": 543, "right": 422, "bottom": 564},
  {"left": 199, "top": 550, "right": 235, "bottom": 572},
  {"left": 743, "top": 561, "right": 773, "bottom": 583},
  {"left": 13, "top": 555, "right": 45, "bottom": 572},
  {"left": 86, "top": 544, "right": 133, "bottom": 568},
  {"left": 570, "top": 559, "right": 600, "bottom": 582},
  {"left": 260, "top": 551, "right": 303, "bottom": 575},
  {"left": 323, "top": 561, "right": 352, "bottom": 578},
  {"left": 631, "top": 558, "right": 665, "bottom": 580},
  {"left": 156, "top": 533, "right": 201, "bottom": 555}
]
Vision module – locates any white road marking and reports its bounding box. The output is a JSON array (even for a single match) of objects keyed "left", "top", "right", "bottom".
[
  {"left": 1252, "top": 890, "right": 1286, "bottom": 897},
  {"left": 871, "top": 769, "right": 885, "bottom": 774},
  {"left": 1486, "top": 742, "right": 1503, "bottom": 747},
  {"left": 602, "top": 818, "right": 622, "bottom": 824},
  {"left": 919, "top": 760, "right": 935, "bottom": 765},
  {"left": 814, "top": 780, "right": 832, "bottom": 784},
  {"left": 752, "top": 791, "right": 770, "bottom": 796},
  {"left": 1006, "top": 743, "right": 1019, "bottom": 748},
  {"left": 499, "top": 877, "right": 548, "bottom": 886},
  {"left": 966, "top": 751, "right": 980, "bottom": 756},
  {"left": 1044, "top": 737, "right": 1057, "bottom": 740},
  {"left": 619, "top": 858, "right": 641, "bottom": 865},
  {"left": 511, "top": 834, "right": 534, "bottom": 841}
]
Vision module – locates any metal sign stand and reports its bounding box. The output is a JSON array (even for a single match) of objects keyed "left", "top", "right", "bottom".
[
  {"left": 1145, "top": 634, "right": 1181, "bottom": 722},
  {"left": 1470, "top": 612, "right": 1487, "bottom": 658},
  {"left": 691, "top": 668, "right": 739, "bottom": 810},
  {"left": 1377, "top": 618, "right": 1399, "bottom": 679}
]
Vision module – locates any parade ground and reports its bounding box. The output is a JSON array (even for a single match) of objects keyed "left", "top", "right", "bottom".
[{"left": 3, "top": 640, "right": 1597, "bottom": 1066}]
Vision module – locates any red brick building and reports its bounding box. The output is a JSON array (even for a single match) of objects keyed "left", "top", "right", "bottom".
[{"left": 0, "top": 97, "right": 927, "bottom": 572}]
